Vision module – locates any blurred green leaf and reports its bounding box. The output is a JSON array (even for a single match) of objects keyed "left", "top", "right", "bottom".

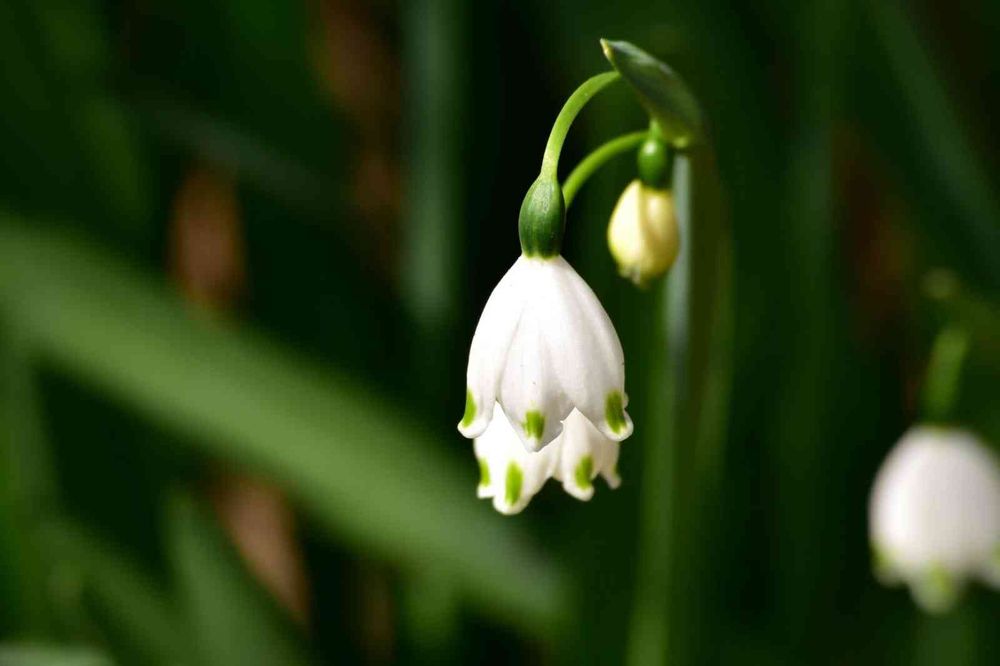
[
  {"left": 0, "top": 327, "right": 57, "bottom": 635},
  {"left": 402, "top": 0, "right": 466, "bottom": 332},
  {"left": 74, "top": 96, "right": 151, "bottom": 230},
  {"left": 26, "top": 0, "right": 149, "bottom": 230},
  {"left": 600, "top": 39, "right": 702, "bottom": 148},
  {"left": 864, "top": 2, "right": 1000, "bottom": 291},
  {"left": 36, "top": 520, "right": 186, "bottom": 666},
  {"left": 0, "top": 218, "right": 567, "bottom": 637},
  {"left": 0, "top": 645, "right": 113, "bottom": 666},
  {"left": 165, "top": 490, "right": 310, "bottom": 666},
  {"left": 137, "top": 96, "right": 342, "bottom": 220},
  {"left": 771, "top": 0, "right": 849, "bottom": 652}
]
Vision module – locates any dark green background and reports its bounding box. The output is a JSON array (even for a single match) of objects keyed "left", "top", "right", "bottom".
[{"left": 0, "top": 0, "right": 997, "bottom": 664}]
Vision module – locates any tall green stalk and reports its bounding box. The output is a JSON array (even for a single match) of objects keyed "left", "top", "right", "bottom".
[
  {"left": 627, "top": 147, "right": 730, "bottom": 666},
  {"left": 401, "top": 0, "right": 467, "bottom": 655}
]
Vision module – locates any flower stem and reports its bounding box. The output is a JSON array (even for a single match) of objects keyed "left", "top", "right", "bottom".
[
  {"left": 539, "top": 71, "right": 620, "bottom": 179},
  {"left": 627, "top": 147, "right": 731, "bottom": 666},
  {"left": 562, "top": 131, "right": 647, "bottom": 208},
  {"left": 922, "top": 326, "right": 969, "bottom": 422}
]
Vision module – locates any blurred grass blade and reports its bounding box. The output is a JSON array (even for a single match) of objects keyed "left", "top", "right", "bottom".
[
  {"left": 773, "top": 0, "right": 848, "bottom": 648},
  {"left": 400, "top": 0, "right": 467, "bottom": 654},
  {"left": 0, "top": 219, "right": 567, "bottom": 636},
  {"left": 402, "top": 0, "right": 466, "bottom": 333},
  {"left": 165, "top": 490, "right": 310, "bottom": 666},
  {"left": 600, "top": 39, "right": 702, "bottom": 148},
  {"left": 0, "top": 645, "right": 113, "bottom": 666},
  {"left": 0, "top": 326, "right": 57, "bottom": 635},
  {"left": 628, "top": 148, "right": 731, "bottom": 666},
  {"left": 866, "top": 2, "right": 1000, "bottom": 290},
  {"left": 35, "top": 520, "right": 186, "bottom": 666},
  {"left": 138, "top": 96, "right": 341, "bottom": 220}
]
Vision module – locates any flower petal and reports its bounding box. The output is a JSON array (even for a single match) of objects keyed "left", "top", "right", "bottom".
[
  {"left": 498, "top": 259, "right": 572, "bottom": 451},
  {"left": 459, "top": 259, "right": 526, "bottom": 438},
  {"left": 540, "top": 257, "right": 632, "bottom": 441},
  {"left": 553, "top": 410, "right": 622, "bottom": 502},
  {"left": 473, "top": 404, "right": 558, "bottom": 514}
]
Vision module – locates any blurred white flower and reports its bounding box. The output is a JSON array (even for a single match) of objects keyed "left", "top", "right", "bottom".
[
  {"left": 869, "top": 426, "right": 1000, "bottom": 612},
  {"left": 474, "top": 405, "right": 622, "bottom": 515},
  {"left": 607, "top": 180, "right": 679, "bottom": 286},
  {"left": 459, "top": 255, "right": 632, "bottom": 452}
]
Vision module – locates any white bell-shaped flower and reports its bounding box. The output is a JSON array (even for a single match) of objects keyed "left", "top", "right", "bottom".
[
  {"left": 459, "top": 255, "right": 632, "bottom": 452},
  {"left": 607, "top": 179, "right": 679, "bottom": 286},
  {"left": 474, "top": 405, "right": 622, "bottom": 515},
  {"left": 869, "top": 426, "right": 1000, "bottom": 612}
]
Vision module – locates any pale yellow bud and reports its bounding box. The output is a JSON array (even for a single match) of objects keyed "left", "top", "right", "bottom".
[{"left": 606, "top": 180, "right": 679, "bottom": 286}]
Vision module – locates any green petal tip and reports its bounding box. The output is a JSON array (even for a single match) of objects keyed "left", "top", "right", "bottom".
[
  {"left": 505, "top": 462, "right": 523, "bottom": 507},
  {"left": 460, "top": 390, "right": 476, "bottom": 428},
  {"left": 605, "top": 391, "right": 628, "bottom": 434},
  {"left": 524, "top": 410, "right": 545, "bottom": 441},
  {"left": 574, "top": 455, "right": 594, "bottom": 491}
]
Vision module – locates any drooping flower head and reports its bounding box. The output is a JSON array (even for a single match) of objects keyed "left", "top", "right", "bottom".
[
  {"left": 869, "top": 426, "right": 1000, "bottom": 612},
  {"left": 458, "top": 172, "right": 632, "bottom": 452},
  {"left": 459, "top": 59, "right": 642, "bottom": 512},
  {"left": 459, "top": 253, "right": 632, "bottom": 451},
  {"left": 475, "top": 405, "right": 621, "bottom": 515}
]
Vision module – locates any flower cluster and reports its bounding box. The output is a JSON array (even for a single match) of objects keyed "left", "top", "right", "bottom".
[
  {"left": 455, "top": 44, "right": 689, "bottom": 515},
  {"left": 452, "top": 39, "right": 1000, "bottom": 626},
  {"left": 869, "top": 426, "right": 1000, "bottom": 612}
]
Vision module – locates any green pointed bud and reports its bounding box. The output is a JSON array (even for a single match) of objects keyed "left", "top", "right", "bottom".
[
  {"left": 637, "top": 133, "right": 672, "bottom": 189},
  {"left": 518, "top": 175, "right": 565, "bottom": 258},
  {"left": 601, "top": 39, "right": 702, "bottom": 148}
]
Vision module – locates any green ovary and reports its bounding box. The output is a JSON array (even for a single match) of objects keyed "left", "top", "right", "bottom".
[
  {"left": 461, "top": 390, "right": 476, "bottom": 428},
  {"left": 574, "top": 455, "right": 594, "bottom": 490},
  {"left": 505, "top": 462, "right": 523, "bottom": 506},
  {"left": 605, "top": 391, "right": 627, "bottom": 433}
]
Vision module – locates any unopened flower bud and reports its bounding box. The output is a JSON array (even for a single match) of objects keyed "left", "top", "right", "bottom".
[{"left": 607, "top": 179, "right": 679, "bottom": 286}]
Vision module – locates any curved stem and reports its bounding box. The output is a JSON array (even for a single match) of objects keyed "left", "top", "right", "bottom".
[
  {"left": 540, "top": 71, "right": 620, "bottom": 178},
  {"left": 562, "top": 131, "right": 646, "bottom": 208},
  {"left": 922, "top": 326, "right": 969, "bottom": 422}
]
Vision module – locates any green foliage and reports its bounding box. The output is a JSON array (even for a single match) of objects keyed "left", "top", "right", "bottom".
[
  {"left": 165, "top": 491, "right": 312, "bottom": 666},
  {"left": 0, "top": 0, "right": 997, "bottom": 664},
  {"left": 601, "top": 40, "right": 702, "bottom": 148},
  {"left": 0, "top": 222, "right": 567, "bottom": 637},
  {"left": 0, "top": 646, "right": 113, "bottom": 666}
]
